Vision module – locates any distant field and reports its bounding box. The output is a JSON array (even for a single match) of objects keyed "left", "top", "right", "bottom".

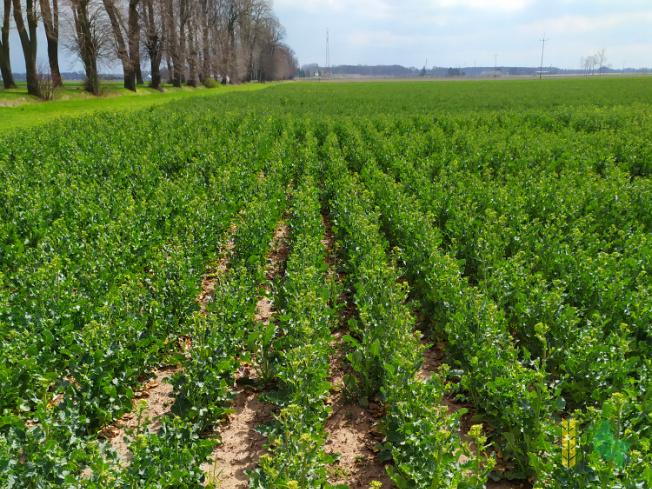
[
  {"left": 282, "top": 76, "right": 652, "bottom": 113},
  {"left": 1, "top": 77, "right": 651, "bottom": 488},
  {"left": 0, "top": 82, "right": 268, "bottom": 134}
]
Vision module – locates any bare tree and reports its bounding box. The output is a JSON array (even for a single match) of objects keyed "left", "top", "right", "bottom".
[
  {"left": 101, "top": 0, "right": 141, "bottom": 91},
  {"left": 163, "top": 0, "right": 181, "bottom": 86},
  {"left": 12, "top": 0, "right": 41, "bottom": 96},
  {"left": 64, "top": 0, "right": 112, "bottom": 94},
  {"left": 583, "top": 55, "right": 597, "bottom": 76},
  {"left": 3, "top": 0, "right": 294, "bottom": 95},
  {"left": 185, "top": 3, "right": 197, "bottom": 86},
  {"left": 240, "top": 0, "right": 271, "bottom": 81},
  {"left": 141, "top": 0, "right": 163, "bottom": 89},
  {"left": 198, "top": 0, "right": 211, "bottom": 80},
  {"left": 39, "top": 0, "right": 63, "bottom": 86},
  {"left": 251, "top": 13, "right": 289, "bottom": 82},
  {"left": 0, "top": 0, "right": 17, "bottom": 88}
]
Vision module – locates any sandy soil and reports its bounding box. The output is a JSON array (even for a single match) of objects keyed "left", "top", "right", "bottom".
[
  {"left": 320, "top": 211, "right": 395, "bottom": 488},
  {"left": 108, "top": 368, "right": 178, "bottom": 462},
  {"left": 325, "top": 331, "right": 394, "bottom": 488},
  {"left": 201, "top": 384, "right": 275, "bottom": 488},
  {"left": 202, "top": 218, "right": 290, "bottom": 487},
  {"left": 198, "top": 225, "right": 236, "bottom": 313}
]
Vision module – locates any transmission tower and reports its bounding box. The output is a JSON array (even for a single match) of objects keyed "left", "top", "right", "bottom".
[{"left": 326, "top": 28, "right": 330, "bottom": 72}]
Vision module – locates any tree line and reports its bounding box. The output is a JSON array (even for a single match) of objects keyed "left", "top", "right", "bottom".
[
  {"left": 0, "top": 0, "right": 298, "bottom": 97},
  {"left": 581, "top": 49, "right": 608, "bottom": 76}
]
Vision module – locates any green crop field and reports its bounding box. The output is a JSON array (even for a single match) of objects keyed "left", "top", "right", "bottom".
[{"left": 1, "top": 77, "right": 651, "bottom": 488}]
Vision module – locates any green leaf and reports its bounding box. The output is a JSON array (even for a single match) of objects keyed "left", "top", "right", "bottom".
[
  {"left": 342, "top": 334, "right": 359, "bottom": 349},
  {"left": 369, "top": 339, "right": 380, "bottom": 357}
]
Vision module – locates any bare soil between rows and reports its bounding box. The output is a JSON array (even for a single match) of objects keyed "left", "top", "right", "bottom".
[{"left": 106, "top": 203, "right": 526, "bottom": 489}]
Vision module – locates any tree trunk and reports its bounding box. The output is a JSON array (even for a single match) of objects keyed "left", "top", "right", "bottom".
[
  {"left": 102, "top": 0, "right": 139, "bottom": 92},
  {"left": 0, "top": 0, "right": 16, "bottom": 88},
  {"left": 39, "top": 0, "right": 63, "bottom": 87},
  {"left": 71, "top": 0, "right": 99, "bottom": 95},
  {"left": 150, "top": 53, "right": 161, "bottom": 89},
  {"left": 12, "top": 0, "right": 40, "bottom": 97},
  {"left": 200, "top": 0, "right": 210, "bottom": 81},
  {"left": 186, "top": 16, "right": 197, "bottom": 87},
  {"left": 142, "top": 0, "right": 162, "bottom": 90},
  {"left": 0, "top": 47, "right": 15, "bottom": 88},
  {"left": 128, "top": 0, "right": 143, "bottom": 85},
  {"left": 136, "top": 63, "right": 143, "bottom": 84},
  {"left": 178, "top": 0, "right": 187, "bottom": 84},
  {"left": 165, "top": 52, "right": 173, "bottom": 84},
  {"left": 165, "top": 0, "right": 181, "bottom": 87}
]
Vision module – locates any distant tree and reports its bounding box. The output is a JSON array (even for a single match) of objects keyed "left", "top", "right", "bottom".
[
  {"left": 583, "top": 55, "right": 597, "bottom": 76},
  {"left": 419, "top": 66, "right": 426, "bottom": 77},
  {"left": 12, "top": 0, "right": 42, "bottom": 96},
  {"left": 0, "top": 0, "right": 17, "bottom": 88},
  {"left": 596, "top": 48, "right": 607, "bottom": 76}
]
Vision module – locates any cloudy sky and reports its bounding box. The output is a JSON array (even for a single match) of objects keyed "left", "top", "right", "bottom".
[
  {"left": 274, "top": 0, "right": 652, "bottom": 70},
  {"left": 5, "top": 0, "right": 652, "bottom": 73}
]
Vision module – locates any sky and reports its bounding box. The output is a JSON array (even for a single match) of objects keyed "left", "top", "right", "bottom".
[
  {"left": 5, "top": 0, "right": 652, "bottom": 73},
  {"left": 274, "top": 0, "right": 652, "bottom": 70}
]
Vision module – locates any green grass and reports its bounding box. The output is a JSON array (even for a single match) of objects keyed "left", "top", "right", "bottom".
[{"left": 0, "top": 81, "right": 269, "bottom": 134}]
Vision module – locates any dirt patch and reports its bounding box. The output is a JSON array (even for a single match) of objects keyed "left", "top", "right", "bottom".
[
  {"left": 255, "top": 219, "right": 290, "bottom": 325},
  {"left": 198, "top": 226, "right": 236, "bottom": 313},
  {"left": 203, "top": 217, "right": 290, "bottom": 486},
  {"left": 266, "top": 220, "right": 291, "bottom": 280},
  {"left": 487, "top": 479, "right": 531, "bottom": 489},
  {"left": 320, "top": 210, "right": 394, "bottom": 488},
  {"left": 107, "top": 368, "right": 178, "bottom": 462},
  {"left": 201, "top": 386, "right": 275, "bottom": 488},
  {"left": 321, "top": 210, "right": 338, "bottom": 264},
  {"left": 325, "top": 336, "right": 394, "bottom": 488}
]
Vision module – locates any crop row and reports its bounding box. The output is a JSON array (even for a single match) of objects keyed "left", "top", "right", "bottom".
[
  {"left": 321, "top": 131, "right": 491, "bottom": 488},
  {"left": 247, "top": 165, "right": 341, "bottom": 487},
  {"left": 331, "top": 115, "right": 652, "bottom": 487},
  {"left": 0, "top": 107, "right": 292, "bottom": 486}
]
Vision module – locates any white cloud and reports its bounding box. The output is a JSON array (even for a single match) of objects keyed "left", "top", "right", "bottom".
[
  {"left": 275, "top": 0, "right": 393, "bottom": 18},
  {"left": 522, "top": 11, "right": 652, "bottom": 35},
  {"left": 345, "top": 30, "right": 421, "bottom": 49},
  {"left": 425, "top": 0, "right": 531, "bottom": 12}
]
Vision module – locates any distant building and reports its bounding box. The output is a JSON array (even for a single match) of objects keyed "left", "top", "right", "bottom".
[{"left": 481, "top": 70, "right": 503, "bottom": 78}]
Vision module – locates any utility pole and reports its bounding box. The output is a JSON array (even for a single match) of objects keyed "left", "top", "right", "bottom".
[
  {"left": 494, "top": 54, "right": 497, "bottom": 79},
  {"left": 539, "top": 33, "right": 548, "bottom": 79}
]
